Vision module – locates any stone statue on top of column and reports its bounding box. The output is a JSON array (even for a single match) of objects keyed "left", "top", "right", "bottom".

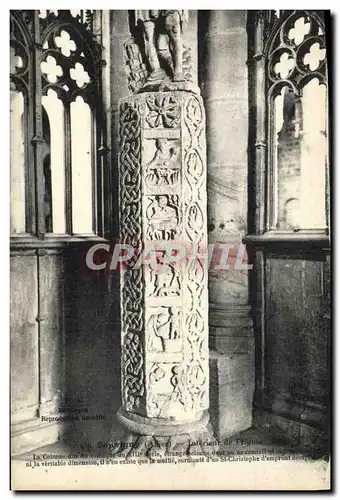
[
  {"left": 131, "top": 10, "right": 189, "bottom": 90},
  {"left": 124, "top": 10, "right": 196, "bottom": 93}
]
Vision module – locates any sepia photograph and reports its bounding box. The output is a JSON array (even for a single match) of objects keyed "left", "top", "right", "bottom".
[{"left": 9, "top": 8, "right": 331, "bottom": 490}]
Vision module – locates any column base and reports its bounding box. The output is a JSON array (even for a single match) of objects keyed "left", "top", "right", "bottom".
[{"left": 112, "top": 408, "right": 218, "bottom": 459}]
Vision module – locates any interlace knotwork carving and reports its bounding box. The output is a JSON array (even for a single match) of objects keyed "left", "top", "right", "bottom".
[
  {"left": 123, "top": 331, "right": 144, "bottom": 412},
  {"left": 119, "top": 99, "right": 145, "bottom": 413},
  {"left": 119, "top": 102, "right": 142, "bottom": 247}
]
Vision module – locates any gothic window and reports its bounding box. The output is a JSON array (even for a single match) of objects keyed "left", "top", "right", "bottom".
[
  {"left": 10, "top": 10, "right": 109, "bottom": 240},
  {"left": 248, "top": 11, "right": 329, "bottom": 236},
  {"left": 268, "top": 11, "right": 328, "bottom": 231},
  {"left": 10, "top": 13, "right": 30, "bottom": 235}
]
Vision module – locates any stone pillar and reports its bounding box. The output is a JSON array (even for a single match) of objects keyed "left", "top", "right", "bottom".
[
  {"left": 199, "top": 11, "right": 255, "bottom": 438},
  {"left": 116, "top": 88, "right": 214, "bottom": 456}
]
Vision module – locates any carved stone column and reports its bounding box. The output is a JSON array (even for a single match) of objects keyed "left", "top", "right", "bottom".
[{"left": 117, "top": 89, "right": 214, "bottom": 456}]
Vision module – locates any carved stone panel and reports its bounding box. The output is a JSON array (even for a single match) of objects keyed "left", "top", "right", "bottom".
[
  {"left": 119, "top": 91, "right": 208, "bottom": 423},
  {"left": 145, "top": 253, "right": 181, "bottom": 298},
  {"left": 119, "top": 101, "right": 145, "bottom": 414},
  {"left": 146, "top": 306, "right": 182, "bottom": 354},
  {"left": 144, "top": 194, "right": 181, "bottom": 241},
  {"left": 146, "top": 362, "right": 190, "bottom": 419},
  {"left": 143, "top": 138, "right": 181, "bottom": 192}
]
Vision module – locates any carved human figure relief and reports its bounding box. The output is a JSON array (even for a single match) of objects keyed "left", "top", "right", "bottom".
[
  {"left": 147, "top": 362, "right": 187, "bottom": 419},
  {"left": 145, "top": 261, "right": 181, "bottom": 297},
  {"left": 146, "top": 307, "right": 181, "bottom": 353},
  {"left": 144, "top": 138, "right": 181, "bottom": 187},
  {"left": 145, "top": 195, "right": 180, "bottom": 240},
  {"left": 148, "top": 363, "right": 166, "bottom": 417},
  {"left": 156, "top": 263, "right": 180, "bottom": 297}
]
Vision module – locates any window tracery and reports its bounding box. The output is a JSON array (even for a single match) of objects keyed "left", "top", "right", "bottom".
[
  {"left": 10, "top": 10, "right": 107, "bottom": 240},
  {"left": 250, "top": 10, "right": 328, "bottom": 234}
]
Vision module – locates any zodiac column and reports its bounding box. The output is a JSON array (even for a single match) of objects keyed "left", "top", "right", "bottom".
[
  {"left": 117, "top": 89, "right": 215, "bottom": 456},
  {"left": 116, "top": 11, "right": 215, "bottom": 456}
]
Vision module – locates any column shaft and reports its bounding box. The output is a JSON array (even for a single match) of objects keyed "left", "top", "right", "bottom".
[{"left": 117, "top": 90, "right": 213, "bottom": 453}]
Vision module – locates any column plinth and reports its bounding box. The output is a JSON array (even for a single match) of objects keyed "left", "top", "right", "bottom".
[{"left": 116, "top": 89, "right": 215, "bottom": 457}]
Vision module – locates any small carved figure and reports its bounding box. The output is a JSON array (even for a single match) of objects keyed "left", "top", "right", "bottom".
[
  {"left": 148, "top": 364, "right": 167, "bottom": 417},
  {"left": 148, "top": 196, "right": 178, "bottom": 240},
  {"left": 145, "top": 139, "right": 180, "bottom": 186},
  {"left": 147, "top": 308, "right": 181, "bottom": 352},
  {"left": 135, "top": 10, "right": 188, "bottom": 82},
  {"left": 169, "top": 309, "right": 180, "bottom": 340},
  {"left": 154, "top": 262, "right": 180, "bottom": 296},
  {"left": 155, "top": 311, "right": 171, "bottom": 349}
]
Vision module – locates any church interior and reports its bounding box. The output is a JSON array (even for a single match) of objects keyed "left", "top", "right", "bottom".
[{"left": 10, "top": 10, "right": 330, "bottom": 461}]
